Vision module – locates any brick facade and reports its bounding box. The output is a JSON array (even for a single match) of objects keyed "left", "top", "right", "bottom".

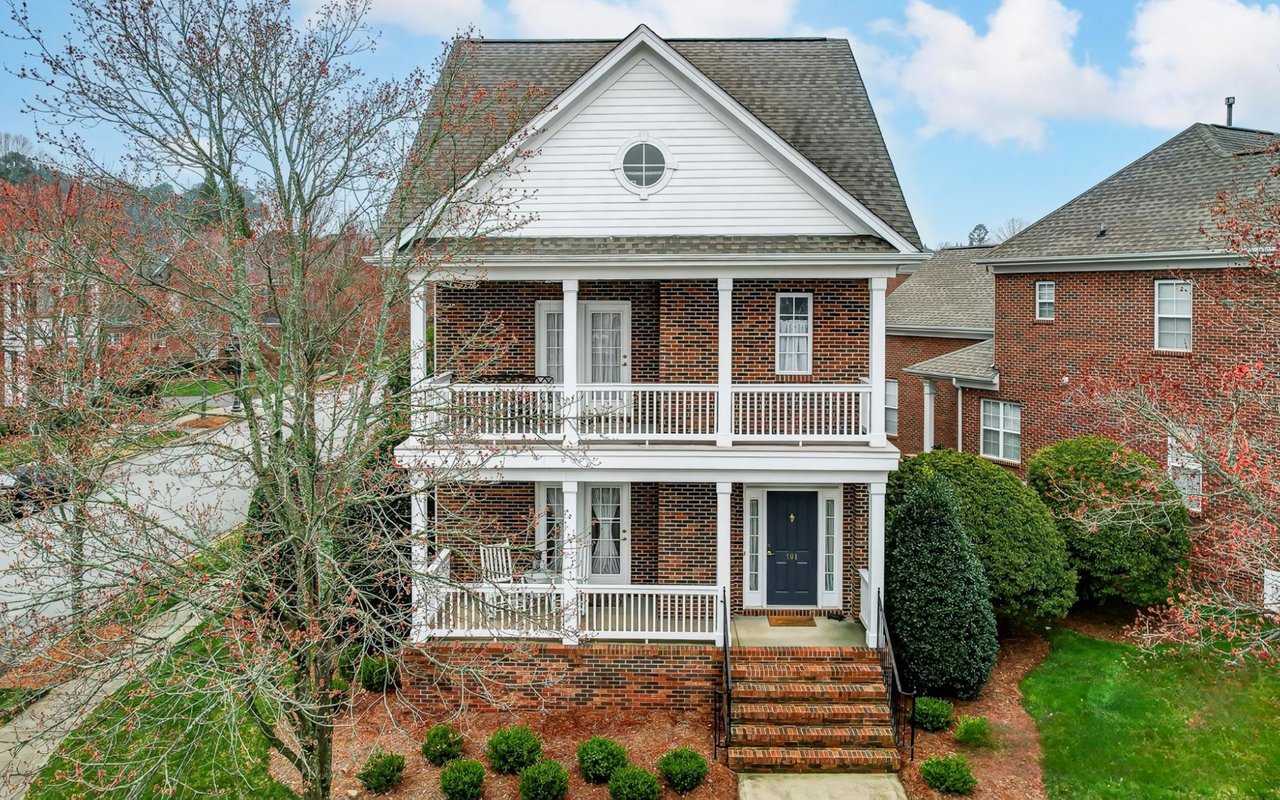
[
  {"left": 886, "top": 333, "right": 981, "bottom": 455},
  {"left": 401, "top": 642, "right": 720, "bottom": 715}
]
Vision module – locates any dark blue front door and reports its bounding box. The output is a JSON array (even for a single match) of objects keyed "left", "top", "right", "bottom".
[{"left": 766, "top": 491, "right": 818, "bottom": 605}]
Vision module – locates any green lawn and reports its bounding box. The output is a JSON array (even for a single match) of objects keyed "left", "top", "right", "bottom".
[
  {"left": 0, "top": 439, "right": 35, "bottom": 469},
  {"left": 29, "top": 637, "right": 295, "bottom": 800},
  {"left": 162, "top": 379, "right": 233, "bottom": 398},
  {"left": 1022, "top": 629, "right": 1280, "bottom": 800}
]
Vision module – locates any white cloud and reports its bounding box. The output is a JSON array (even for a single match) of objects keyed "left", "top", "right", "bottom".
[
  {"left": 504, "top": 0, "right": 798, "bottom": 38},
  {"left": 1119, "top": 0, "right": 1280, "bottom": 130},
  {"left": 893, "top": 0, "right": 1113, "bottom": 148}
]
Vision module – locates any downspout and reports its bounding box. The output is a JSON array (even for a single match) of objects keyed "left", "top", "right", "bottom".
[{"left": 954, "top": 383, "right": 964, "bottom": 453}]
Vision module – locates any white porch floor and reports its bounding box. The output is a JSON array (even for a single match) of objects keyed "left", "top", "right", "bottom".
[{"left": 730, "top": 616, "right": 867, "bottom": 648}]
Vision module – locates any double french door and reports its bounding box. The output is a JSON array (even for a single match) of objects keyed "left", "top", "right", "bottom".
[{"left": 536, "top": 301, "right": 631, "bottom": 385}]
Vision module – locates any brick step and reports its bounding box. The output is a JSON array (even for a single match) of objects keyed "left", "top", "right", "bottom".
[
  {"left": 730, "top": 646, "right": 881, "bottom": 665},
  {"left": 732, "top": 702, "right": 891, "bottom": 725},
  {"left": 731, "top": 723, "right": 895, "bottom": 748},
  {"left": 728, "top": 746, "right": 900, "bottom": 773},
  {"left": 734, "top": 681, "right": 886, "bottom": 702},
  {"left": 731, "top": 662, "right": 884, "bottom": 683}
]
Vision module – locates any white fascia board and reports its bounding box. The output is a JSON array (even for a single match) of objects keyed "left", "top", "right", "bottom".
[
  {"left": 390, "top": 25, "right": 921, "bottom": 255},
  {"left": 887, "top": 326, "right": 993, "bottom": 339},
  {"left": 978, "top": 251, "right": 1242, "bottom": 274}
]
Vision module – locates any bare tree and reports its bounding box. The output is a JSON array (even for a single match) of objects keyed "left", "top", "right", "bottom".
[
  {"left": 993, "top": 216, "right": 1028, "bottom": 242},
  {"left": 1, "top": 1, "right": 559, "bottom": 797}
]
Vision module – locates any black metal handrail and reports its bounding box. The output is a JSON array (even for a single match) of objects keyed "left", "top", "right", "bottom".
[
  {"left": 713, "top": 586, "right": 732, "bottom": 762},
  {"left": 877, "top": 590, "right": 916, "bottom": 760}
]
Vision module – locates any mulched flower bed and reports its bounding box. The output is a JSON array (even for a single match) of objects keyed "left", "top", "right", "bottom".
[{"left": 272, "top": 691, "right": 737, "bottom": 798}]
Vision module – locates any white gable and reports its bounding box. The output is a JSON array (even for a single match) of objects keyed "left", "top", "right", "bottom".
[{"left": 486, "top": 55, "right": 871, "bottom": 238}]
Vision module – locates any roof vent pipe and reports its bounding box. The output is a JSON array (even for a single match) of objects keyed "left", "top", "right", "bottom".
[{"left": 1226, "top": 96, "right": 1235, "bottom": 127}]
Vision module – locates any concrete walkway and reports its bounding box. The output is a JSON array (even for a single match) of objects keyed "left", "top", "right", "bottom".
[
  {"left": 0, "top": 602, "right": 203, "bottom": 799},
  {"left": 739, "top": 774, "right": 907, "bottom": 800},
  {"left": 731, "top": 615, "right": 868, "bottom": 647}
]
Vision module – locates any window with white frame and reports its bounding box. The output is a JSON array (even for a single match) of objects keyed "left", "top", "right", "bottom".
[
  {"left": 536, "top": 484, "right": 564, "bottom": 571},
  {"left": 747, "top": 498, "right": 760, "bottom": 593},
  {"left": 823, "top": 498, "right": 836, "bottom": 593},
  {"left": 1036, "top": 281, "right": 1056, "bottom": 320},
  {"left": 1167, "top": 434, "right": 1203, "bottom": 513},
  {"left": 775, "top": 293, "right": 812, "bottom": 374},
  {"left": 885, "top": 379, "right": 899, "bottom": 436},
  {"left": 1155, "top": 280, "right": 1193, "bottom": 351},
  {"left": 980, "top": 399, "right": 1021, "bottom": 462},
  {"left": 1264, "top": 568, "right": 1280, "bottom": 612},
  {"left": 105, "top": 332, "right": 125, "bottom": 347},
  {"left": 535, "top": 301, "right": 564, "bottom": 383}
]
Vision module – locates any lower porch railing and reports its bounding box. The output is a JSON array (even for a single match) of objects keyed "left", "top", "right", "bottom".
[
  {"left": 877, "top": 591, "right": 916, "bottom": 760},
  {"left": 421, "top": 580, "right": 724, "bottom": 643}
]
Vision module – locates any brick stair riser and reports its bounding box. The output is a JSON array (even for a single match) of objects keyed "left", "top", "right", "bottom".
[
  {"left": 731, "top": 724, "right": 895, "bottom": 748},
  {"left": 732, "top": 703, "right": 890, "bottom": 725},
  {"left": 728, "top": 747, "right": 900, "bottom": 773},
  {"left": 731, "top": 664, "right": 883, "bottom": 683},
  {"left": 734, "top": 683, "right": 885, "bottom": 702}
]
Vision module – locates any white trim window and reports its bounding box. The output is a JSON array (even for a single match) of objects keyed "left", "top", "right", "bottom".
[
  {"left": 534, "top": 301, "right": 564, "bottom": 383},
  {"left": 980, "top": 399, "right": 1021, "bottom": 462},
  {"left": 885, "top": 379, "right": 899, "bottom": 436},
  {"left": 1036, "top": 281, "right": 1056, "bottom": 320},
  {"left": 1264, "top": 568, "right": 1280, "bottom": 613},
  {"left": 534, "top": 483, "right": 564, "bottom": 571},
  {"left": 775, "top": 293, "right": 812, "bottom": 375},
  {"left": 1155, "top": 280, "right": 1193, "bottom": 352},
  {"left": 1167, "top": 434, "right": 1203, "bottom": 513}
]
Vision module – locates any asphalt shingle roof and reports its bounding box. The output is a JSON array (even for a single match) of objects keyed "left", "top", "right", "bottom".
[
  {"left": 389, "top": 35, "right": 921, "bottom": 249},
  {"left": 446, "top": 234, "right": 897, "bottom": 256},
  {"left": 988, "top": 124, "right": 1278, "bottom": 261},
  {"left": 904, "top": 339, "right": 997, "bottom": 384},
  {"left": 885, "top": 245, "right": 994, "bottom": 334}
]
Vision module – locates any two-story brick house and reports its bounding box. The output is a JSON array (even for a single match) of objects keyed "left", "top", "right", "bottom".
[{"left": 388, "top": 27, "right": 925, "bottom": 771}]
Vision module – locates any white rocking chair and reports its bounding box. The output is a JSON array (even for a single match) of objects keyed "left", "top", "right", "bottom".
[{"left": 480, "top": 539, "right": 518, "bottom": 585}]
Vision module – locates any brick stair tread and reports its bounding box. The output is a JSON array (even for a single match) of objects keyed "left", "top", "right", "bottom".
[
  {"left": 728, "top": 746, "right": 899, "bottom": 773},
  {"left": 734, "top": 681, "right": 885, "bottom": 700},
  {"left": 730, "top": 647, "right": 880, "bottom": 665},
  {"left": 731, "top": 723, "right": 895, "bottom": 747},
  {"left": 731, "top": 663, "right": 884, "bottom": 682},
  {"left": 732, "top": 702, "right": 891, "bottom": 724}
]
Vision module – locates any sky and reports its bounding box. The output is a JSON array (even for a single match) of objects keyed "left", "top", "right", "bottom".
[{"left": 2, "top": 0, "right": 1279, "bottom": 247}]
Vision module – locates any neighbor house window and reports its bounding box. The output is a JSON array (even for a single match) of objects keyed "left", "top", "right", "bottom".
[
  {"left": 535, "top": 301, "right": 564, "bottom": 383},
  {"left": 1155, "top": 280, "right": 1193, "bottom": 351},
  {"left": 1264, "top": 568, "right": 1280, "bottom": 613},
  {"left": 105, "top": 332, "right": 125, "bottom": 346},
  {"left": 1167, "top": 434, "right": 1203, "bottom": 513},
  {"left": 1036, "top": 281, "right": 1056, "bottom": 320},
  {"left": 885, "top": 379, "right": 899, "bottom": 436},
  {"left": 537, "top": 484, "right": 564, "bottom": 571},
  {"left": 776, "top": 293, "right": 812, "bottom": 374},
  {"left": 980, "top": 399, "right": 1021, "bottom": 462}
]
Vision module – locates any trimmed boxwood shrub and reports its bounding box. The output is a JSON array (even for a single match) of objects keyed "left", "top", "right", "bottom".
[
  {"left": 657, "top": 747, "right": 708, "bottom": 795},
  {"left": 608, "top": 765, "right": 661, "bottom": 800},
  {"left": 888, "top": 449, "right": 1076, "bottom": 625},
  {"left": 440, "top": 758, "right": 485, "bottom": 800},
  {"left": 422, "top": 722, "right": 465, "bottom": 766},
  {"left": 911, "top": 696, "right": 954, "bottom": 732},
  {"left": 953, "top": 714, "right": 996, "bottom": 749},
  {"left": 920, "top": 753, "right": 978, "bottom": 794},
  {"left": 577, "top": 735, "right": 629, "bottom": 783},
  {"left": 1027, "top": 435, "right": 1192, "bottom": 606},
  {"left": 356, "top": 749, "right": 406, "bottom": 794},
  {"left": 519, "top": 759, "right": 570, "bottom": 800},
  {"left": 886, "top": 470, "right": 998, "bottom": 699},
  {"left": 359, "top": 654, "right": 399, "bottom": 692},
  {"left": 487, "top": 725, "right": 543, "bottom": 774}
]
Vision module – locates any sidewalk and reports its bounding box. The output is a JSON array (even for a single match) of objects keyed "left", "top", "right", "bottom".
[
  {"left": 739, "top": 774, "right": 907, "bottom": 800},
  {"left": 0, "top": 602, "right": 202, "bottom": 799}
]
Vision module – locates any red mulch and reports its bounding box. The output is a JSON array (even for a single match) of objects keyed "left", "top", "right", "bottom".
[
  {"left": 899, "top": 630, "right": 1051, "bottom": 800},
  {"left": 271, "top": 693, "right": 737, "bottom": 799},
  {"left": 1057, "top": 602, "right": 1140, "bottom": 644},
  {"left": 178, "top": 415, "right": 233, "bottom": 429}
]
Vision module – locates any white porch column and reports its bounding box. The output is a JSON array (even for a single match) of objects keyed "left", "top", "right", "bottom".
[
  {"left": 560, "top": 480, "right": 581, "bottom": 645},
  {"left": 716, "top": 482, "right": 732, "bottom": 645},
  {"left": 864, "top": 482, "right": 887, "bottom": 647},
  {"left": 562, "top": 280, "right": 580, "bottom": 446},
  {"left": 922, "top": 378, "right": 936, "bottom": 452},
  {"left": 409, "top": 478, "right": 432, "bottom": 643},
  {"left": 716, "top": 278, "right": 733, "bottom": 447},
  {"left": 869, "top": 277, "right": 888, "bottom": 448},
  {"left": 409, "top": 285, "right": 428, "bottom": 440}
]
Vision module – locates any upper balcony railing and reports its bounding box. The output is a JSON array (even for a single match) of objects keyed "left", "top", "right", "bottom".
[{"left": 419, "top": 375, "right": 877, "bottom": 445}]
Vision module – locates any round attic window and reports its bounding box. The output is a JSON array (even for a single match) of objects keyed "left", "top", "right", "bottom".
[{"left": 622, "top": 142, "right": 665, "bottom": 187}]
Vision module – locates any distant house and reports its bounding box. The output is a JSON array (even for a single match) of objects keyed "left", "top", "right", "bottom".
[{"left": 388, "top": 26, "right": 925, "bottom": 772}]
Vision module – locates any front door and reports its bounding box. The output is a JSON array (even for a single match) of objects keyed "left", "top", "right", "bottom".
[{"left": 766, "top": 491, "right": 818, "bottom": 605}]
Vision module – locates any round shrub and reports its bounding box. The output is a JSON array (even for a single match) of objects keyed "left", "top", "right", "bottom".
[
  {"left": 657, "top": 747, "right": 708, "bottom": 795},
  {"left": 608, "top": 765, "right": 661, "bottom": 800},
  {"left": 577, "top": 735, "right": 629, "bottom": 784},
  {"left": 953, "top": 714, "right": 996, "bottom": 749},
  {"left": 422, "top": 722, "right": 465, "bottom": 766},
  {"left": 356, "top": 749, "right": 406, "bottom": 795},
  {"left": 920, "top": 753, "right": 978, "bottom": 794},
  {"left": 911, "top": 696, "right": 954, "bottom": 732},
  {"left": 519, "top": 759, "right": 570, "bottom": 800},
  {"left": 886, "top": 470, "right": 998, "bottom": 699},
  {"left": 888, "top": 449, "right": 1076, "bottom": 624},
  {"left": 487, "top": 725, "right": 543, "bottom": 775},
  {"left": 359, "top": 654, "right": 399, "bottom": 692},
  {"left": 1027, "top": 435, "right": 1192, "bottom": 606},
  {"left": 440, "top": 758, "right": 485, "bottom": 800}
]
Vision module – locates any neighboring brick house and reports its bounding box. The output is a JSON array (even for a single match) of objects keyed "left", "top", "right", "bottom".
[
  {"left": 388, "top": 27, "right": 925, "bottom": 772},
  {"left": 884, "top": 245, "right": 993, "bottom": 455},
  {"left": 917, "top": 123, "right": 1279, "bottom": 604}
]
